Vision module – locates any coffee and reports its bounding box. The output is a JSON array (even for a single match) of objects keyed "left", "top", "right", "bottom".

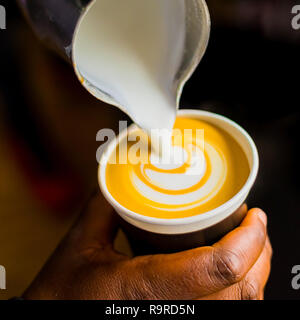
[{"left": 105, "top": 116, "right": 250, "bottom": 219}]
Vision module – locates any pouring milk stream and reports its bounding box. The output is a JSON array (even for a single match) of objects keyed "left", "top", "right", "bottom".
[{"left": 73, "top": 0, "right": 210, "bottom": 156}]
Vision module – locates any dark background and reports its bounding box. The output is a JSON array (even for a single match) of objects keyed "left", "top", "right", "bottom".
[{"left": 0, "top": 0, "right": 299, "bottom": 300}]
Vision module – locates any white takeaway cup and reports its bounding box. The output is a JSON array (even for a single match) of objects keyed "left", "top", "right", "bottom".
[{"left": 98, "top": 109, "right": 259, "bottom": 254}]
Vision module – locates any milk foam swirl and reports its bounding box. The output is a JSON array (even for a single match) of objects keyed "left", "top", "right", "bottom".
[{"left": 130, "top": 141, "right": 227, "bottom": 212}]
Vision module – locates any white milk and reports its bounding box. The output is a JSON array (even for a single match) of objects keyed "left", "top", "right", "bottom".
[{"left": 73, "top": 0, "right": 186, "bottom": 152}]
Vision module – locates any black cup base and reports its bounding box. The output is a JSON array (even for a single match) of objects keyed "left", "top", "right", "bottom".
[{"left": 118, "top": 205, "right": 247, "bottom": 255}]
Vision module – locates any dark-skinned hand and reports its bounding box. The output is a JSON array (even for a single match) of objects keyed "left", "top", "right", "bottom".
[{"left": 24, "top": 193, "right": 272, "bottom": 300}]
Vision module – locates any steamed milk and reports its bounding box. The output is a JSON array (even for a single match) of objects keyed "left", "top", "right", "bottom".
[
  {"left": 73, "top": 0, "right": 185, "bottom": 152},
  {"left": 73, "top": 0, "right": 250, "bottom": 218}
]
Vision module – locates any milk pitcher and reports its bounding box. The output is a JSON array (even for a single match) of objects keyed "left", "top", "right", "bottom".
[{"left": 17, "top": 0, "right": 210, "bottom": 110}]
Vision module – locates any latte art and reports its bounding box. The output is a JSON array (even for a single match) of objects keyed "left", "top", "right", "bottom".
[{"left": 106, "top": 117, "right": 250, "bottom": 219}]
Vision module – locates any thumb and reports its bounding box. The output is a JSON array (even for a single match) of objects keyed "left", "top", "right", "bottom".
[{"left": 70, "top": 191, "right": 119, "bottom": 249}]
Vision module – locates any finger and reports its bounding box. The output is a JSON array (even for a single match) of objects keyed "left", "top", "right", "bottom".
[
  {"left": 240, "top": 236, "right": 272, "bottom": 300},
  {"left": 69, "top": 191, "right": 119, "bottom": 249},
  {"left": 211, "top": 207, "right": 267, "bottom": 284},
  {"left": 199, "top": 236, "right": 272, "bottom": 300},
  {"left": 137, "top": 208, "right": 267, "bottom": 299}
]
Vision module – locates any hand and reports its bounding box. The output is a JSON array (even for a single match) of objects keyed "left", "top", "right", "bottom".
[{"left": 23, "top": 193, "right": 272, "bottom": 300}]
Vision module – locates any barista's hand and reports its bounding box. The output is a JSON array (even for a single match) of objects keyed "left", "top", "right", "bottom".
[{"left": 23, "top": 193, "right": 272, "bottom": 300}]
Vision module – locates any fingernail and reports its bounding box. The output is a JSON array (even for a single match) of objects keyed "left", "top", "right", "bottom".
[{"left": 256, "top": 209, "right": 267, "bottom": 226}]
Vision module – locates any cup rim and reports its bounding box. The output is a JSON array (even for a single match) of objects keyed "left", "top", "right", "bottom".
[{"left": 98, "top": 109, "right": 259, "bottom": 227}]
